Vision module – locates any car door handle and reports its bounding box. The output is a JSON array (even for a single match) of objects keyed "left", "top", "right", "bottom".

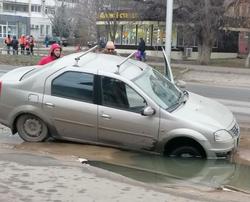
[
  {"left": 45, "top": 102, "right": 55, "bottom": 108},
  {"left": 101, "top": 114, "right": 111, "bottom": 119}
]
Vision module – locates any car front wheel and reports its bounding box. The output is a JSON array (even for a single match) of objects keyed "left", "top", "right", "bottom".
[
  {"left": 167, "top": 146, "right": 205, "bottom": 158},
  {"left": 16, "top": 114, "right": 49, "bottom": 142}
]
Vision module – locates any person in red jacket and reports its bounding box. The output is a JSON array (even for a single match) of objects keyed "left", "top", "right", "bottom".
[{"left": 37, "top": 43, "right": 62, "bottom": 65}]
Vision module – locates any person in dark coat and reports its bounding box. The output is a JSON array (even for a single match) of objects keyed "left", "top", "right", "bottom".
[
  {"left": 44, "top": 35, "right": 49, "bottom": 48},
  {"left": 29, "top": 35, "right": 35, "bottom": 55},
  {"left": 138, "top": 38, "right": 146, "bottom": 61},
  {"left": 4, "top": 35, "right": 12, "bottom": 54},
  {"left": 12, "top": 36, "right": 19, "bottom": 55}
]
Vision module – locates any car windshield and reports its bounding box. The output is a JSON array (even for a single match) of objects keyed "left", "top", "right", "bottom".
[{"left": 133, "top": 68, "right": 183, "bottom": 111}]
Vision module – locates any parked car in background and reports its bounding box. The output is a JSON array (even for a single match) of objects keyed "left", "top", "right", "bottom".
[
  {"left": 49, "top": 36, "right": 68, "bottom": 47},
  {"left": 87, "top": 41, "right": 98, "bottom": 48},
  {"left": 0, "top": 51, "right": 240, "bottom": 159}
]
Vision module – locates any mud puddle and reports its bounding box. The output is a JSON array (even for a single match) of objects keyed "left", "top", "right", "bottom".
[
  {"left": 1, "top": 125, "right": 250, "bottom": 194},
  {"left": 86, "top": 154, "right": 250, "bottom": 194}
]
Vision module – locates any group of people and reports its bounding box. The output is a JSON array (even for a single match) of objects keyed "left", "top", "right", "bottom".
[
  {"left": 4, "top": 34, "right": 35, "bottom": 55},
  {"left": 37, "top": 38, "right": 147, "bottom": 66}
]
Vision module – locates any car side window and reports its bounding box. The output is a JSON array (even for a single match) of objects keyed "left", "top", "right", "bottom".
[
  {"left": 101, "top": 76, "right": 146, "bottom": 113},
  {"left": 52, "top": 71, "right": 94, "bottom": 103}
]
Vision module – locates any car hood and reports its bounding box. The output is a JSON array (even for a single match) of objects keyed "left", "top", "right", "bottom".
[{"left": 172, "top": 92, "right": 234, "bottom": 130}]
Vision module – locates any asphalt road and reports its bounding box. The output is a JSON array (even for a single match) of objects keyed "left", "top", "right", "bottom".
[
  {"left": 187, "top": 82, "right": 250, "bottom": 102},
  {"left": 186, "top": 82, "right": 250, "bottom": 126}
]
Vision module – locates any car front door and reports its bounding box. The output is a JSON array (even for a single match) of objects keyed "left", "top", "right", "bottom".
[
  {"left": 98, "top": 76, "right": 160, "bottom": 150},
  {"left": 43, "top": 70, "right": 98, "bottom": 142}
]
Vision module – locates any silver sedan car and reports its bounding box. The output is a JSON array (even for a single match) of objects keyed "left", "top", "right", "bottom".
[{"left": 0, "top": 52, "right": 240, "bottom": 159}]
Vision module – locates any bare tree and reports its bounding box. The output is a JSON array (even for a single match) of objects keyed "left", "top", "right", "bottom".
[
  {"left": 95, "top": 0, "right": 124, "bottom": 42},
  {"left": 95, "top": 0, "right": 144, "bottom": 42},
  {"left": 48, "top": 1, "right": 73, "bottom": 38},
  {"left": 174, "top": 0, "right": 229, "bottom": 65},
  {"left": 133, "top": 0, "right": 229, "bottom": 64},
  {"left": 72, "top": 0, "right": 97, "bottom": 45}
]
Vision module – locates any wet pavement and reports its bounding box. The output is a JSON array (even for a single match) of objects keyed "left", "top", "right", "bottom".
[
  {"left": 1, "top": 57, "right": 250, "bottom": 201},
  {"left": 1, "top": 123, "right": 250, "bottom": 201},
  {"left": 1, "top": 149, "right": 184, "bottom": 202}
]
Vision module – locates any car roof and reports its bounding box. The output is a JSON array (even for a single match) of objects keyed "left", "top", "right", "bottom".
[{"left": 49, "top": 52, "right": 149, "bottom": 80}]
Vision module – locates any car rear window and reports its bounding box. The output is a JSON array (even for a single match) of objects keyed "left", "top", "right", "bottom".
[{"left": 51, "top": 71, "right": 94, "bottom": 103}]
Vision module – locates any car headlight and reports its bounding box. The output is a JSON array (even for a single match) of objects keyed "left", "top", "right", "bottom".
[{"left": 214, "top": 130, "right": 233, "bottom": 142}]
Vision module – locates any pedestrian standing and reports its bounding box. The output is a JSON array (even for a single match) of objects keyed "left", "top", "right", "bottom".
[
  {"left": 138, "top": 38, "right": 146, "bottom": 61},
  {"left": 19, "top": 35, "right": 26, "bottom": 55},
  {"left": 37, "top": 43, "right": 62, "bottom": 65},
  {"left": 29, "top": 35, "right": 35, "bottom": 55},
  {"left": 25, "top": 36, "right": 30, "bottom": 55},
  {"left": 4, "top": 35, "right": 12, "bottom": 54},
  {"left": 102, "top": 41, "right": 117, "bottom": 55},
  {"left": 12, "top": 36, "right": 19, "bottom": 55},
  {"left": 44, "top": 35, "right": 49, "bottom": 48}
]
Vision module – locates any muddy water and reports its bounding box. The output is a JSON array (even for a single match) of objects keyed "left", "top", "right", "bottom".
[{"left": 1, "top": 125, "right": 250, "bottom": 193}]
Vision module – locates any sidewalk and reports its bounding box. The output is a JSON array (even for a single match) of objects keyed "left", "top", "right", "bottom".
[
  {"left": 0, "top": 56, "right": 250, "bottom": 88},
  {"left": 147, "top": 62, "right": 250, "bottom": 87}
]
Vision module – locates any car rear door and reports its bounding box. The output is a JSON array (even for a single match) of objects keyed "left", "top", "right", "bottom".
[
  {"left": 43, "top": 69, "right": 98, "bottom": 142},
  {"left": 98, "top": 76, "right": 160, "bottom": 150}
]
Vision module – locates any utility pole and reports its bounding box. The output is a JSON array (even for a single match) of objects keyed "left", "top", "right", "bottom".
[{"left": 165, "top": 0, "right": 173, "bottom": 63}]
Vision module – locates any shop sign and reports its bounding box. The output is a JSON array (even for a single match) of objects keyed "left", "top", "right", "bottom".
[{"left": 98, "top": 12, "right": 138, "bottom": 20}]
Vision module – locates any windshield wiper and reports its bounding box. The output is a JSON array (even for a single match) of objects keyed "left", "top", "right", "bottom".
[
  {"left": 167, "top": 90, "right": 189, "bottom": 112},
  {"left": 167, "top": 93, "right": 183, "bottom": 112}
]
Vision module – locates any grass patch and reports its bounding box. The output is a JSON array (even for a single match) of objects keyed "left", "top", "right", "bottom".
[
  {"left": 0, "top": 52, "right": 247, "bottom": 69},
  {"left": 0, "top": 54, "right": 41, "bottom": 66},
  {"left": 172, "top": 58, "right": 247, "bottom": 68}
]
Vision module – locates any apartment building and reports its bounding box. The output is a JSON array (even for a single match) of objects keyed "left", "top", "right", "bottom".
[
  {"left": 225, "top": 0, "right": 250, "bottom": 54},
  {"left": 0, "top": 0, "right": 78, "bottom": 41}
]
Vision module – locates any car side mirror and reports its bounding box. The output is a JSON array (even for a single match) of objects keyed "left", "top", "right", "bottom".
[{"left": 141, "top": 106, "right": 155, "bottom": 116}]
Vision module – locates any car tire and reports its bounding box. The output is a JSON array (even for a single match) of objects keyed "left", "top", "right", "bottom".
[
  {"left": 16, "top": 114, "right": 49, "bottom": 142},
  {"left": 168, "top": 146, "right": 204, "bottom": 158}
]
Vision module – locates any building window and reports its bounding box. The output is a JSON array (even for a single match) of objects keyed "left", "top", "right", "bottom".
[
  {"left": 8, "top": 25, "right": 17, "bottom": 36},
  {"left": 152, "top": 25, "right": 166, "bottom": 46},
  {"left": 40, "top": 25, "right": 44, "bottom": 36},
  {"left": 20, "top": 23, "right": 27, "bottom": 36},
  {"left": 177, "top": 26, "right": 197, "bottom": 48},
  {"left": 45, "top": 7, "right": 55, "bottom": 15},
  {"left": 0, "top": 24, "right": 17, "bottom": 38},
  {"left": 3, "top": 3, "right": 28, "bottom": 13},
  {"left": 57, "top": 0, "right": 79, "bottom": 3},
  {"left": 46, "top": 25, "right": 50, "bottom": 35},
  {"left": 122, "top": 24, "right": 136, "bottom": 45},
  {"left": 114, "top": 25, "right": 122, "bottom": 44},
  {"left": 0, "top": 25, "right": 7, "bottom": 38},
  {"left": 31, "top": 5, "right": 41, "bottom": 13},
  {"left": 137, "top": 24, "right": 151, "bottom": 46}
]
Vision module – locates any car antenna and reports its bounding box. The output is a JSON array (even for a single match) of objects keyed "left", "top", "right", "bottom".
[
  {"left": 74, "top": 45, "right": 98, "bottom": 67},
  {"left": 116, "top": 51, "right": 138, "bottom": 74}
]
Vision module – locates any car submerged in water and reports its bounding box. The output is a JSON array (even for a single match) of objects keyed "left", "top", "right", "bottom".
[{"left": 0, "top": 47, "right": 240, "bottom": 159}]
